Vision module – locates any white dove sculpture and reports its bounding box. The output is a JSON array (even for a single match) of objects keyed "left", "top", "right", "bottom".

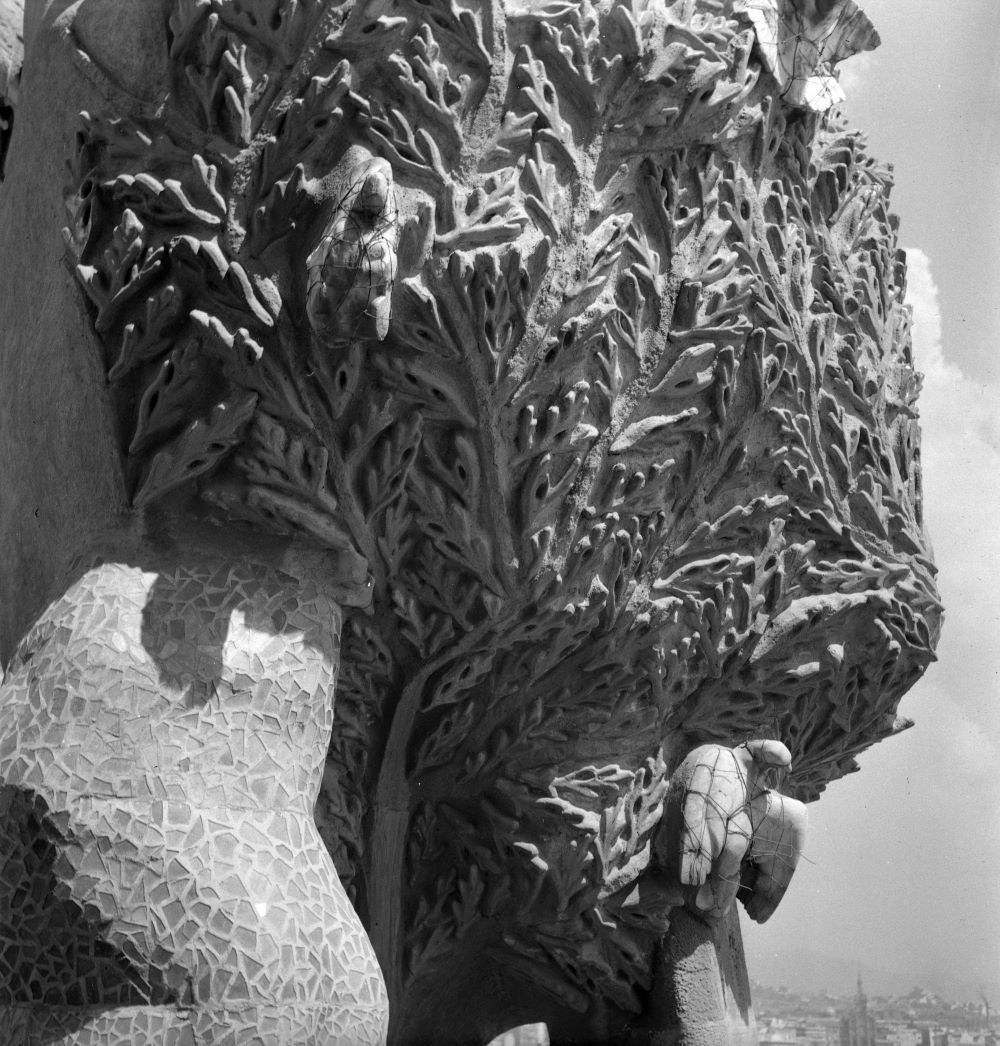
[{"left": 655, "top": 739, "right": 809, "bottom": 923}]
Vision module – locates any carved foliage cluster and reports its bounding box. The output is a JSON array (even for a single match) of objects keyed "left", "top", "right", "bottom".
[{"left": 65, "top": 0, "right": 941, "bottom": 1020}]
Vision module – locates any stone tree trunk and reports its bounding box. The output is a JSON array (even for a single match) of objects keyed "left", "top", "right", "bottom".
[{"left": 0, "top": 1, "right": 941, "bottom": 1044}]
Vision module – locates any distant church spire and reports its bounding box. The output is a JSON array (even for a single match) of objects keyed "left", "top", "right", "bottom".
[{"left": 841, "top": 970, "right": 875, "bottom": 1046}]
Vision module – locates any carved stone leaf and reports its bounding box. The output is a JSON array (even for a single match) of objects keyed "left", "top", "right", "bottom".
[
  {"left": 609, "top": 410, "right": 702, "bottom": 455},
  {"left": 392, "top": 278, "right": 462, "bottom": 359},
  {"left": 107, "top": 283, "right": 186, "bottom": 382},
  {"left": 255, "top": 63, "right": 353, "bottom": 199},
  {"left": 134, "top": 392, "right": 258, "bottom": 506},
  {"left": 109, "top": 154, "right": 226, "bottom": 228},
  {"left": 372, "top": 354, "right": 477, "bottom": 427},
  {"left": 648, "top": 342, "right": 719, "bottom": 398},
  {"left": 566, "top": 213, "right": 632, "bottom": 306},
  {"left": 128, "top": 338, "right": 207, "bottom": 456},
  {"left": 435, "top": 174, "right": 529, "bottom": 252},
  {"left": 246, "top": 164, "right": 308, "bottom": 254},
  {"left": 168, "top": 236, "right": 274, "bottom": 327},
  {"left": 361, "top": 99, "right": 447, "bottom": 184},
  {"left": 218, "top": 0, "right": 326, "bottom": 66},
  {"left": 77, "top": 210, "right": 165, "bottom": 334}
]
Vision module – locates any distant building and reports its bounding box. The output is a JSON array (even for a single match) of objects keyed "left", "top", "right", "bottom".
[
  {"left": 884, "top": 1024, "right": 929, "bottom": 1046},
  {"left": 759, "top": 1018, "right": 798, "bottom": 1046},
  {"left": 759, "top": 1017, "right": 838, "bottom": 1046},
  {"left": 841, "top": 976, "right": 878, "bottom": 1046},
  {"left": 489, "top": 1024, "right": 549, "bottom": 1046}
]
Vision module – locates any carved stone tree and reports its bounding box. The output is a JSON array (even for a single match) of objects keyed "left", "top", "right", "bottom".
[{"left": 0, "top": 1, "right": 940, "bottom": 1045}]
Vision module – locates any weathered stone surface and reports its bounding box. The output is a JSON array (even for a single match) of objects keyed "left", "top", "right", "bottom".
[
  {"left": 0, "top": 1, "right": 940, "bottom": 1044},
  {"left": 0, "top": 0, "right": 22, "bottom": 182}
]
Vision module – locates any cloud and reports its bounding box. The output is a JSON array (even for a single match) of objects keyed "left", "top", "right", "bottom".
[
  {"left": 836, "top": 50, "right": 874, "bottom": 102},
  {"left": 893, "top": 246, "right": 1000, "bottom": 996},
  {"left": 899, "top": 245, "right": 1000, "bottom": 846},
  {"left": 905, "top": 246, "right": 1000, "bottom": 705}
]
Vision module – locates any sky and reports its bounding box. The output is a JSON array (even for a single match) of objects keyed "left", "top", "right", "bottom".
[{"left": 744, "top": 0, "right": 1000, "bottom": 1004}]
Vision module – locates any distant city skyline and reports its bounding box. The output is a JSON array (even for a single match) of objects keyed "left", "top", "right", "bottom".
[{"left": 754, "top": 975, "right": 996, "bottom": 1046}]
